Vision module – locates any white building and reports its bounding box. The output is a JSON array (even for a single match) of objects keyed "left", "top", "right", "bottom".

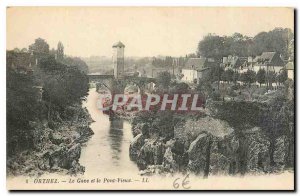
[
  {"left": 285, "top": 61, "right": 294, "bottom": 80},
  {"left": 222, "top": 55, "right": 248, "bottom": 73},
  {"left": 253, "top": 52, "right": 285, "bottom": 73},
  {"left": 181, "top": 58, "right": 211, "bottom": 84}
]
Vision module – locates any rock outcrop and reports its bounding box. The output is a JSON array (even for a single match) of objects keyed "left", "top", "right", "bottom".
[
  {"left": 7, "top": 106, "right": 93, "bottom": 177},
  {"left": 130, "top": 114, "right": 294, "bottom": 177},
  {"left": 187, "top": 133, "right": 212, "bottom": 176},
  {"left": 129, "top": 133, "right": 145, "bottom": 161}
]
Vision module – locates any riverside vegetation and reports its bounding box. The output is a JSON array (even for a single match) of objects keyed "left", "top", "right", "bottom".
[
  {"left": 7, "top": 39, "right": 92, "bottom": 177},
  {"left": 128, "top": 28, "right": 294, "bottom": 177},
  {"left": 128, "top": 71, "right": 294, "bottom": 177}
]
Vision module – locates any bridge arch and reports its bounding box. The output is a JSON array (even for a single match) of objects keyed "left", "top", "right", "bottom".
[{"left": 88, "top": 74, "right": 157, "bottom": 95}]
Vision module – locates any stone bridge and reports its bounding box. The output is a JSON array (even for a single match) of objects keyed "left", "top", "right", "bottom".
[{"left": 88, "top": 73, "right": 156, "bottom": 95}]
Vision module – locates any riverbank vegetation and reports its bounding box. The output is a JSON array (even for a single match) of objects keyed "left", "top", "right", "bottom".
[
  {"left": 7, "top": 38, "right": 92, "bottom": 176},
  {"left": 129, "top": 69, "right": 294, "bottom": 177}
]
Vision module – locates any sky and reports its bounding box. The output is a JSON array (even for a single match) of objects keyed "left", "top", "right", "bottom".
[{"left": 7, "top": 7, "right": 294, "bottom": 58}]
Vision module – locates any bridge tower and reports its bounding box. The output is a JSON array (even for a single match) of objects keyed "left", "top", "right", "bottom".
[{"left": 112, "top": 41, "right": 125, "bottom": 79}]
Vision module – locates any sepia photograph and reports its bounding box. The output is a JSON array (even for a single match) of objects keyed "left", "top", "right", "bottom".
[{"left": 5, "top": 6, "right": 295, "bottom": 190}]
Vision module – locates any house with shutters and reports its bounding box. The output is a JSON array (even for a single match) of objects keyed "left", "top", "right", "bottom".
[{"left": 222, "top": 55, "right": 248, "bottom": 73}]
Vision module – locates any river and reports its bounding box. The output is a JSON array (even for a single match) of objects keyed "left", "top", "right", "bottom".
[{"left": 79, "top": 88, "right": 139, "bottom": 176}]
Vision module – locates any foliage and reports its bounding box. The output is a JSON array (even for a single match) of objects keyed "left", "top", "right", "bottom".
[
  {"left": 152, "top": 56, "right": 187, "bottom": 67},
  {"left": 197, "top": 28, "right": 294, "bottom": 60},
  {"left": 7, "top": 68, "right": 41, "bottom": 154},
  {"left": 57, "top": 41, "right": 64, "bottom": 61},
  {"left": 210, "top": 88, "right": 294, "bottom": 170},
  {"left": 266, "top": 71, "right": 277, "bottom": 87},
  {"left": 132, "top": 110, "right": 176, "bottom": 140},
  {"left": 256, "top": 69, "right": 266, "bottom": 87},
  {"left": 206, "top": 64, "right": 224, "bottom": 84},
  {"left": 7, "top": 37, "right": 90, "bottom": 158},
  {"left": 7, "top": 69, "right": 40, "bottom": 129},
  {"left": 171, "top": 82, "right": 190, "bottom": 93},
  {"left": 156, "top": 71, "right": 172, "bottom": 89},
  {"left": 29, "top": 38, "right": 50, "bottom": 54},
  {"left": 252, "top": 28, "right": 293, "bottom": 59},
  {"left": 62, "top": 57, "right": 89, "bottom": 73},
  {"left": 233, "top": 71, "right": 240, "bottom": 84},
  {"left": 152, "top": 111, "right": 175, "bottom": 139},
  {"left": 221, "top": 69, "right": 234, "bottom": 83},
  {"left": 197, "top": 34, "right": 226, "bottom": 60},
  {"left": 39, "top": 57, "right": 89, "bottom": 110},
  {"left": 197, "top": 78, "right": 212, "bottom": 93},
  {"left": 277, "top": 69, "right": 288, "bottom": 84},
  {"left": 240, "top": 70, "right": 256, "bottom": 86},
  {"left": 210, "top": 101, "right": 263, "bottom": 130}
]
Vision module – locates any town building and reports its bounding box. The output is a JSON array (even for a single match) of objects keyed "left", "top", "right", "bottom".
[
  {"left": 253, "top": 52, "right": 285, "bottom": 73},
  {"left": 221, "top": 52, "right": 285, "bottom": 75},
  {"left": 285, "top": 61, "right": 294, "bottom": 80},
  {"left": 181, "top": 58, "right": 211, "bottom": 84},
  {"left": 222, "top": 55, "right": 248, "bottom": 73}
]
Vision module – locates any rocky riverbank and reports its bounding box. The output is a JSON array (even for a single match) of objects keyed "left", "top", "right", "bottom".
[
  {"left": 7, "top": 105, "right": 94, "bottom": 177},
  {"left": 129, "top": 110, "right": 294, "bottom": 177}
]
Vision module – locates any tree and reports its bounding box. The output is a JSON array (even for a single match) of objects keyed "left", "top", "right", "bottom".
[
  {"left": 152, "top": 111, "right": 175, "bottom": 139},
  {"left": 21, "top": 48, "right": 28, "bottom": 53},
  {"left": 256, "top": 69, "right": 266, "bottom": 87},
  {"left": 277, "top": 69, "right": 288, "bottom": 85},
  {"left": 62, "top": 57, "right": 89, "bottom": 73},
  {"left": 13, "top": 48, "right": 20, "bottom": 53},
  {"left": 57, "top": 41, "right": 64, "bottom": 61},
  {"left": 171, "top": 82, "right": 190, "bottom": 93},
  {"left": 266, "top": 71, "right": 277, "bottom": 89},
  {"left": 196, "top": 78, "right": 213, "bottom": 100},
  {"left": 187, "top": 53, "right": 197, "bottom": 58},
  {"left": 156, "top": 71, "right": 171, "bottom": 90},
  {"left": 233, "top": 71, "right": 240, "bottom": 84},
  {"left": 221, "top": 71, "right": 227, "bottom": 83},
  {"left": 206, "top": 64, "right": 224, "bottom": 89},
  {"left": 38, "top": 56, "right": 89, "bottom": 120},
  {"left": 240, "top": 70, "right": 256, "bottom": 87},
  {"left": 29, "top": 38, "right": 50, "bottom": 54},
  {"left": 7, "top": 68, "right": 41, "bottom": 154},
  {"left": 197, "top": 34, "right": 226, "bottom": 60},
  {"left": 229, "top": 33, "right": 252, "bottom": 56},
  {"left": 251, "top": 28, "right": 294, "bottom": 59},
  {"left": 197, "top": 28, "right": 294, "bottom": 60},
  {"left": 224, "top": 69, "right": 234, "bottom": 83}
]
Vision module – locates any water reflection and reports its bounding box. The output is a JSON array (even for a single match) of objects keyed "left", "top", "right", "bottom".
[
  {"left": 109, "top": 119, "right": 124, "bottom": 164},
  {"left": 79, "top": 88, "right": 139, "bottom": 176}
]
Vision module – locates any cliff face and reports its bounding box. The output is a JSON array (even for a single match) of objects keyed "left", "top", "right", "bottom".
[
  {"left": 129, "top": 116, "right": 294, "bottom": 177},
  {"left": 7, "top": 106, "right": 94, "bottom": 177}
]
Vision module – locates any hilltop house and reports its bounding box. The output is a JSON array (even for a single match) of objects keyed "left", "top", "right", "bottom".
[
  {"left": 181, "top": 58, "right": 211, "bottom": 84},
  {"left": 253, "top": 52, "right": 285, "bottom": 73}
]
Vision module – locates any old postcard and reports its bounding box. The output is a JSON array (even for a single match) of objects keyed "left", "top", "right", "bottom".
[{"left": 6, "top": 7, "right": 295, "bottom": 190}]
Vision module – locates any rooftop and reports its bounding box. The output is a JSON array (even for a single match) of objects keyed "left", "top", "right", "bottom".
[
  {"left": 285, "top": 62, "right": 294, "bottom": 70},
  {"left": 112, "top": 41, "right": 125, "bottom": 48},
  {"left": 183, "top": 58, "right": 207, "bottom": 70}
]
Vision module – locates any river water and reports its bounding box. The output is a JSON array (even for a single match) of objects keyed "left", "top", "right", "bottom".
[{"left": 79, "top": 88, "right": 139, "bottom": 176}]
